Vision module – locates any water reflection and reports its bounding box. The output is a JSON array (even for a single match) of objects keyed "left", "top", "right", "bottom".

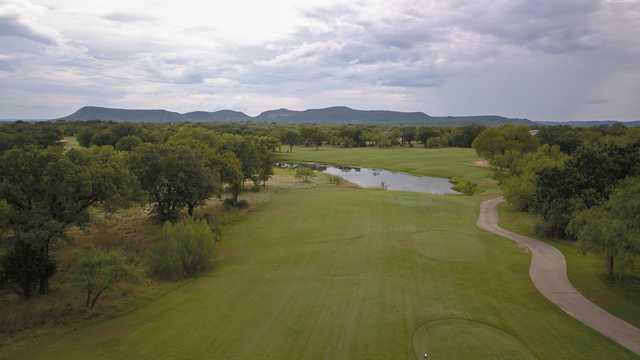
[{"left": 279, "top": 162, "right": 458, "bottom": 195}]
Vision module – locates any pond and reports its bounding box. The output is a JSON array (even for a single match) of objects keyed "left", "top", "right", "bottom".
[{"left": 280, "top": 162, "right": 459, "bottom": 195}]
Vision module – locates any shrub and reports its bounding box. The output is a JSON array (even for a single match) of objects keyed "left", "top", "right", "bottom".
[
  {"left": 73, "top": 248, "right": 131, "bottom": 309},
  {"left": 295, "top": 167, "right": 316, "bottom": 182},
  {"left": 451, "top": 177, "right": 478, "bottom": 195},
  {"left": 146, "top": 219, "right": 215, "bottom": 279}
]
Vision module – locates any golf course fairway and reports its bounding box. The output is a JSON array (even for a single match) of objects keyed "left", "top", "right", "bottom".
[{"left": 1, "top": 148, "right": 636, "bottom": 359}]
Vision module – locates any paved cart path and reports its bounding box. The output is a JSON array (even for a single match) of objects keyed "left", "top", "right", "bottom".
[{"left": 478, "top": 197, "right": 640, "bottom": 355}]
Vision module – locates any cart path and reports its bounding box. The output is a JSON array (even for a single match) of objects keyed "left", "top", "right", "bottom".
[{"left": 478, "top": 197, "right": 640, "bottom": 355}]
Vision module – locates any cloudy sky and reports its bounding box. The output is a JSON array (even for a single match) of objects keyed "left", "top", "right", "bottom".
[{"left": 0, "top": 0, "right": 639, "bottom": 120}]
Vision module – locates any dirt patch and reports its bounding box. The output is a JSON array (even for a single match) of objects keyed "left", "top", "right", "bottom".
[{"left": 473, "top": 160, "right": 490, "bottom": 168}]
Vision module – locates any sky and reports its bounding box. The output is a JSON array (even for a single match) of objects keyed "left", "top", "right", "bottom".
[{"left": 0, "top": 0, "right": 639, "bottom": 121}]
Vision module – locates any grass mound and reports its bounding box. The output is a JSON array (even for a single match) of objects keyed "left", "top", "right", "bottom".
[{"left": 413, "top": 319, "right": 537, "bottom": 360}]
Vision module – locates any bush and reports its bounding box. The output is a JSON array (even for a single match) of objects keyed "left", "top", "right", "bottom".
[
  {"left": 295, "top": 167, "right": 316, "bottom": 182},
  {"left": 146, "top": 219, "right": 216, "bottom": 279},
  {"left": 451, "top": 177, "right": 478, "bottom": 195},
  {"left": 73, "top": 248, "right": 131, "bottom": 309}
]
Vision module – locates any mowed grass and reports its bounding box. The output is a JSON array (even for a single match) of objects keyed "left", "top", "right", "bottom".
[
  {"left": 280, "top": 146, "right": 496, "bottom": 191},
  {"left": 2, "top": 185, "right": 636, "bottom": 359},
  {"left": 498, "top": 203, "right": 640, "bottom": 330}
]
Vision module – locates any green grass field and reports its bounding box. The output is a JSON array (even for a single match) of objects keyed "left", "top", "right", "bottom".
[
  {"left": 498, "top": 203, "right": 640, "bottom": 330},
  {"left": 1, "top": 147, "right": 637, "bottom": 359}
]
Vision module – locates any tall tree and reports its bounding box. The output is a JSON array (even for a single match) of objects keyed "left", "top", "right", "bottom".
[
  {"left": 472, "top": 125, "right": 539, "bottom": 161},
  {"left": 129, "top": 143, "right": 219, "bottom": 220},
  {"left": 217, "top": 152, "right": 243, "bottom": 205},
  {"left": 535, "top": 140, "right": 640, "bottom": 237},
  {"left": 401, "top": 126, "right": 416, "bottom": 146},
  {"left": 0, "top": 146, "right": 136, "bottom": 297},
  {"left": 281, "top": 129, "right": 300, "bottom": 152},
  {"left": 417, "top": 127, "right": 438, "bottom": 147},
  {"left": 568, "top": 177, "right": 640, "bottom": 278}
]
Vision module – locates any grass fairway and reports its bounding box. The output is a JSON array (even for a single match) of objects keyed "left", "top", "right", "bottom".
[
  {"left": 2, "top": 148, "right": 637, "bottom": 359},
  {"left": 2, "top": 184, "right": 636, "bottom": 359},
  {"left": 498, "top": 203, "right": 640, "bottom": 330},
  {"left": 280, "top": 146, "right": 495, "bottom": 190}
]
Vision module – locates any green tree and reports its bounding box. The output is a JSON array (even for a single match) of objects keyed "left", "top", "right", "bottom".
[
  {"left": 74, "top": 248, "right": 131, "bottom": 309},
  {"left": 568, "top": 177, "right": 640, "bottom": 278},
  {"left": 472, "top": 125, "right": 539, "bottom": 161},
  {"left": 535, "top": 140, "right": 640, "bottom": 237},
  {"left": 501, "top": 145, "right": 567, "bottom": 211},
  {"left": 91, "top": 129, "right": 118, "bottom": 147},
  {"left": 417, "top": 127, "right": 438, "bottom": 147},
  {"left": 338, "top": 126, "right": 366, "bottom": 147},
  {"left": 300, "top": 126, "right": 326, "bottom": 149},
  {"left": 255, "top": 137, "right": 276, "bottom": 187},
  {"left": 401, "top": 126, "right": 416, "bottom": 146},
  {"left": 0, "top": 146, "right": 136, "bottom": 297},
  {"left": 77, "top": 128, "right": 95, "bottom": 147},
  {"left": 115, "top": 135, "right": 142, "bottom": 151},
  {"left": 168, "top": 126, "right": 221, "bottom": 149},
  {"left": 217, "top": 152, "right": 243, "bottom": 205},
  {"left": 537, "top": 126, "right": 583, "bottom": 155},
  {"left": 281, "top": 129, "right": 300, "bottom": 152},
  {"left": 449, "top": 125, "right": 486, "bottom": 148},
  {"left": 129, "top": 144, "right": 219, "bottom": 221},
  {"left": 373, "top": 130, "right": 393, "bottom": 148}
]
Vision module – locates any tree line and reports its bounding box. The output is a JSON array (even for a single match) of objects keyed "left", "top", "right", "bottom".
[
  {"left": 473, "top": 124, "right": 640, "bottom": 278},
  {"left": 276, "top": 124, "right": 486, "bottom": 150},
  {"left": 0, "top": 122, "right": 275, "bottom": 299}
]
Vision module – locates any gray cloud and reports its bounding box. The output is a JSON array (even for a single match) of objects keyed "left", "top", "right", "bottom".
[
  {"left": 102, "top": 11, "right": 155, "bottom": 23},
  {"left": 0, "top": 12, "right": 56, "bottom": 44},
  {"left": 1, "top": 0, "right": 639, "bottom": 121}
]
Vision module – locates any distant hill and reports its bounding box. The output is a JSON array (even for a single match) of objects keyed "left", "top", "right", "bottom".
[
  {"left": 58, "top": 106, "right": 638, "bottom": 127},
  {"left": 255, "top": 106, "right": 432, "bottom": 123},
  {"left": 61, "top": 106, "right": 251, "bottom": 123},
  {"left": 59, "top": 105, "right": 535, "bottom": 126},
  {"left": 431, "top": 115, "right": 532, "bottom": 126}
]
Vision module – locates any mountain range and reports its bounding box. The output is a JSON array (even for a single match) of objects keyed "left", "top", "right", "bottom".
[
  {"left": 58, "top": 106, "right": 533, "bottom": 126},
  {"left": 56, "top": 106, "right": 639, "bottom": 127}
]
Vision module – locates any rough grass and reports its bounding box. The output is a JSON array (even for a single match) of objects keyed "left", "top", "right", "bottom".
[
  {"left": 0, "top": 207, "right": 174, "bottom": 345},
  {"left": 497, "top": 203, "right": 640, "bottom": 330},
  {"left": 0, "top": 168, "right": 312, "bottom": 345},
  {"left": 1, "top": 183, "right": 636, "bottom": 358}
]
